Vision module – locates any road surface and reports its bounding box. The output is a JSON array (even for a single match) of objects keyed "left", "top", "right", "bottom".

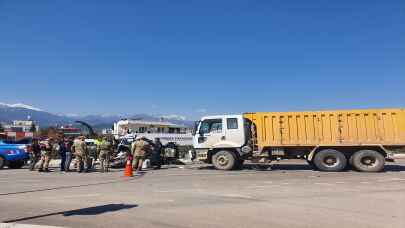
[{"left": 1, "top": 160, "right": 405, "bottom": 228}]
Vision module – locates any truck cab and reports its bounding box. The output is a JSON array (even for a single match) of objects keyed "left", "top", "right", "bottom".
[{"left": 193, "top": 115, "right": 252, "bottom": 170}]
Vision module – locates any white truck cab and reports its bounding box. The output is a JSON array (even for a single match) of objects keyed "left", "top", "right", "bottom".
[{"left": 192, "top": 115, "right": 252, "bottom": 170}]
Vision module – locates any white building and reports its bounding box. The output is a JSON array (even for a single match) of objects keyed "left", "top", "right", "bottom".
[
  {"left": 1, "top": 120, "right": 38, "bottom": 140},
  {"left": 4, "top": 120, "right": 38, "bottom": 133}
]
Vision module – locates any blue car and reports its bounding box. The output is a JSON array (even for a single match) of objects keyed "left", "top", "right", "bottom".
[{"left": 0, "top": 140, "right": 30, "bottom": 169}]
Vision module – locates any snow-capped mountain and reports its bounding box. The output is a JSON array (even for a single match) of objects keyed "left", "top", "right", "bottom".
[
  {"left": 161, "top": 114, "right": 187, "bottom": 121},
  {"left": 0, "top": 102, "right": 43, "bottom": 112},
  {"left": 0, "top": 102, "right": 193, "bottom": 129}
]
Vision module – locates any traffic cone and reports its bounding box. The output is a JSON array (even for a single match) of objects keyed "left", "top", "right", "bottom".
[{"left": 124, "top": 158, "right": 133, "bottom": 177}]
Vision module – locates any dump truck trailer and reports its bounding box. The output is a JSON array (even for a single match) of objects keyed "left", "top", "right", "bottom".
[{"left": 192, "top": 108, "right": 405, "bottom": 172}]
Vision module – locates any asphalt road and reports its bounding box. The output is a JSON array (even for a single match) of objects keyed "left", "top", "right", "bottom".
[{"left": 1, "top": 160, "right": 405, "bottom": 228}]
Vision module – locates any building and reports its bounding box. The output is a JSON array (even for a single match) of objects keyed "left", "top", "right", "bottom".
[
  {"left": 1, "top": 120, "right": 38, "bottom": 140},
  {"left": 102, "top": 128, "right": 114, "bottom": 135},
  {"left": 57, "top": 125, "right": 82, "bottom": 138}
]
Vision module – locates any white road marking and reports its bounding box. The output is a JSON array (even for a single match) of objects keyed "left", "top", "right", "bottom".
[
  {"left": 221, "top": 194, "right": 254, "bottom": 199},
  {"left": 335, "top": 182, "right": 345, "bottom": 184},
  {"left": 360, "top": 182, "right": 370, "bottom": 184},
  {"left": 246, "top": 185, "right": 269, "bottom": 189},
  {"left": 155, "top": 189, "right": 190, "bottom": 193},
  {"left": 390, "top": 178, "right": 405, "bottom": 181},
  {"left": 377, "top": 178, "right": 405, "bottom": 183},
  {"left": 314, "top": 183, "right": 334, "bottom": 186}
]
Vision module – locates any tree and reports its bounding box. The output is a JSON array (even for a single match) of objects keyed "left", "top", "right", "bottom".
[{"left": 0, "top": 123, "right": 4, "bottom": 132}]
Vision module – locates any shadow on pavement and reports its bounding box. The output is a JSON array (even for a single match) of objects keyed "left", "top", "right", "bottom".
[
  {"left": 267, "top": 164, "right": 313, "bottom": 171},
  {"left": 3, "top": 204, "right": 138, "bottom": 223},
  {"left": 0, "top": 177, "right": 141, "bottom": 196},
  {"left": 197, "top": 163, "right": 405, "bottom": 172},
  {"left": 196, "top": 164, "right": 313, "bottom": 171},
  {"left": 385, "top": 164, "right": 405, "bottom": 172}
]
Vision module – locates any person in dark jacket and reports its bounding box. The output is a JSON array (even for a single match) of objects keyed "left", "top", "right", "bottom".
[
  {"left": 152, "top": 138, "right": 163, "bottom": 169},
  {"left": 64, "top": 138, "right": 74, "bottom": 172},
  {"left": 59, "top": 138, "right": 67, "bottom": 172},
  {"left": 29, "top": 139, "right": 41, "bottom": 171}
]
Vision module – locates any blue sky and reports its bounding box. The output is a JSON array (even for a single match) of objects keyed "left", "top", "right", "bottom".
[{"left": 0, "top": 0, "right": 404, "bottom": 119}]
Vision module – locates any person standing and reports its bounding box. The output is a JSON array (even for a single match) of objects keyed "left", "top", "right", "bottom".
[
  {"left": 58, "top": 138, "right": 67, "bottom": 172},
  {"left": 131, "top": 137, "right": 149, "bottom": 174},
  {"left": 98, "top": 137, "right": 112, "bottom": 173},
  {"left": 38, "top": 138, "right": 54, "bottom": 172},
  {"left": 29, "top": 139, "right": 41, "bottom": 171},
  {"left": 152, "top": 138, "right": 163, "bottom": 169},
  {"left": 64, "top": 138, "right": 74, "bottom": 172},
  {"left": 72, "top": 136, "right": 88, "bottom": 173}
]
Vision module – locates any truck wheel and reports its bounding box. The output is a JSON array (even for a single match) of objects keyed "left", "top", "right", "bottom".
[
  {"left": 0, "top": 156, "right": 5, "bottom": 169},
  {"left": 212, "top": 150, "right": 236, "bottom": 171},
  {"left": 314, "top": 149, "right": 347, "bottom": 172},
  {"left": 351, "top": 150, "right": 385, "bottom": 172}
]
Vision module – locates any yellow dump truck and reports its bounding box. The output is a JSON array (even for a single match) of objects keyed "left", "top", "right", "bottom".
[{"left": 192, "top": 108, "right": 405, "bottom": 172}]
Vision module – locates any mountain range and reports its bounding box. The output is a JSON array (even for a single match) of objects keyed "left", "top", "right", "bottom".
[{"left": 0, "top": 103, "right": 194, "bottom": 130}]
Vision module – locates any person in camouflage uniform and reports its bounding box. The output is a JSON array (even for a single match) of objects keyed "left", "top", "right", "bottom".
[
  {"left": 72, "top": 136, "right": 88, "bottom": 173},
  {"left": 29, "top": 138, "right": 41, "bottom": 171},
  {"left": 98, "top": 136, "right": 112, "bottom": 173},
  {"left": 38, "top": 138, "right": 55, "bottom": 172},
  {"left": 131, "top": 137, "right": 149, "bottom": 174}
]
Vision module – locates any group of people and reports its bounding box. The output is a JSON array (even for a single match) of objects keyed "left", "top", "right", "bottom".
[
  {"left": 29, "top": 135, "right": 114, "bottom": 173},
  {"left": 28, "top": 134, "right": 164, "bottom": 175},
  {"left": 131, "top": 137, "right": 163, "bottom": 174}
]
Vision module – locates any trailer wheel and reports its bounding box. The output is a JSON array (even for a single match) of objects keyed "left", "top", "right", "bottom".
[
  {"left": 314, "top": 149, "right": 347, "bottom": 172},
  {"left": 351, "top": 150, "right": 385, "bottom": 172},
  {"left": 212, "top": 150, "right": 236, "bottom": 171},
  {"left": 0, "top": 156, "right": 5, "bottom": 169}
]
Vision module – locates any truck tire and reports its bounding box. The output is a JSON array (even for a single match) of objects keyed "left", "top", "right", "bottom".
[
  {"left": 212, "top": 150, "right": 236, "bottom": 171},
  {"left": 0, "top": 156, "right": 5, "bottom": 169},
  {"left": 314, "top": 149, "right": 347, "bottom": 172},
  {"left": 351, "top": 150, "right": 385, "bottom": 172}
]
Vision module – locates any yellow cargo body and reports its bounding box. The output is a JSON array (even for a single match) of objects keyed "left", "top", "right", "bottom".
[{"left": 244, "top": 109, "right": 405, "bottom": 150}]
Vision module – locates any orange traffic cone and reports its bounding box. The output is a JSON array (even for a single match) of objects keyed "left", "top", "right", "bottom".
[{"left": 124, "top": 158, "right": 133, "bottom": 177}]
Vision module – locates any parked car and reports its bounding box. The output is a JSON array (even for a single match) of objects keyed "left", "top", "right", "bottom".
[{"left": 0, "top": 140, "right": 30, "bottom": 169}]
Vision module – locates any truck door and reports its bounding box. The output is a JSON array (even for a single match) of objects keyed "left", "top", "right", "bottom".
[
  {"left": 224, "top": 116, "right": 245, "bottom": 147},
  {"left": 196, "top": 118, "right": 224, "bottom": 149}
]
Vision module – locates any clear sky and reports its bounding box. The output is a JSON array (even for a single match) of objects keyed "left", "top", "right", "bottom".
[{"left": 0, "top": 0, "right": 404, "bottom": 119}]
